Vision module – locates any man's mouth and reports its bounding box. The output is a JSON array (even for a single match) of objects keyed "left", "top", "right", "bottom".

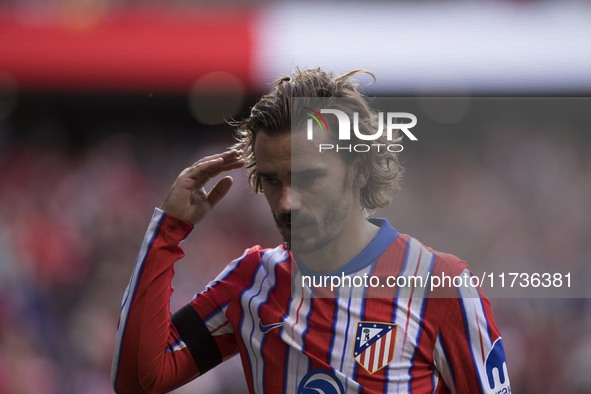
[
  {"left": 276, "top": 213, "right": 315, "bottom": 235},
  {"left": 275, "top": 213, "right": 291, "bottom": 235}
]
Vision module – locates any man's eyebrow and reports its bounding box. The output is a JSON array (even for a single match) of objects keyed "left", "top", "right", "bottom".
[
  {"left": 292, "top": 168, "right": 327, "bottom": 177},
  {"left": 257, "top": 171, "right": 278, "bottom": 178},
  {"left": 257, "top": 169, "right": 326, "bottom": 178}
]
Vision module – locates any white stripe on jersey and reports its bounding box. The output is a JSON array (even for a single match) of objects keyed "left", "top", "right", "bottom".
[
  {"left": 167, "top": 338, "right": 187, "bottom": 353},
  {"left": 342, "top": 290, "right": 365, "bottom": 394},
  {"left": 239, "top": 246, "right": 288, "bottom": 394},
  {"left": 331, "top": 268, "right": 372, "bottom": 394},
  {"left": 202, "top": 247, "right": 251, "bottom": 293},
  {"left": 434, "top": 333, "right": 455, "bottom": 394},
  {"left": 387, "top": 237, "right": 434, "bottom": 392},
  {"left": 283, "top": 271, "right": 311, "bottom": 393},
  {"left": 204, "top": 304, "right": 233, "bottom": 336},
  {"left": 112, "top": 208, "right": 164, "bottom": 385},
  {"left": 380, "top": 329, "right": 394, "bottom": 369},
  {"left": 457, "top": 268, "right": 493, "bottom": 392},
  {"left": 431, "top": 367, "right": 440, "bottom": 394},
  {"left": 372, "top": 335, "right": 383, "bottom": 372}
]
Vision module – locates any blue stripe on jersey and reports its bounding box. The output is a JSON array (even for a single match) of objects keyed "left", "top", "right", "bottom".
[
  {"left": 202, "top": 301, "right": 229, "bottom": 323},
  {"left": 339, "top": 291, "right": 354, "bottom": 372},
  {"left": 431, "top": 368, "right": 436, "bottom": 394},
  {"left": 119, "top": 212, "right": 165, "bottom": 312},
  {"left": 407, "top": 255, "right": 436, "bottom": 392},
  {"left": 476, "top": 279, "right": 494, "bottom": 342},
  {"left": 281, "top": 322, "right": 291, "bottom": 392},
  {"left": 290, "top": 296, "right": 314, "bottom": 390},
  {"left": 166, "top": 338, "right": 186, "bottom": 353},
  {"left": 112, "top": 209, "right": 165, "bottom": 388},
  {"left": 394, "top": 237, "right": 411, "bottom": 298},
  {"left": 301, "top": 295, "right": 314, "bottom": 353},
  {"left": 202, "top": 247, "right": 251, "bottom": 292},
  {"left": 198, "top": 249, "right": 250, "bottom": 327},
  {"left": 257, "top": 249, "right": 289, "bottom": 393},
  {"left": 327, "top": 297, "right": 340, "bottom": 365},
  {"left": 351, "top": 263, "right": 376, "bottom": 383},
  {"left": 245, "top": 257, "right": 273, "bottom": 392},
  {"left": 295, "top": 218, "right": 398, "bottom": 277},
  {"left": 457, "top": 286, "right": 484, "bottom": 391},
  {"left": 236, "top": 265, "right": 265, "bottom": 389},
  {"left": 437, "top": 331, "right": 456, "bottom": 388},
  {"left": 383, "top": 234, "right": 412, "bottom": 392},
  {"left": 238, "top": 247, "right": 287, "bottom": 393}
]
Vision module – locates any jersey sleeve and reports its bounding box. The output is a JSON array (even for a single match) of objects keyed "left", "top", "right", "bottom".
[
  {"left": 171, "top": 244, "right": 262, "bottom": 368},
  {"left": 111, "top": 208, "right": 248, "bottom": 394},
  {"left": 430, "top": 255, "right": 512, "bottom": 394}
]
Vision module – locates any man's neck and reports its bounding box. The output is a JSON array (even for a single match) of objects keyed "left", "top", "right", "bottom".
[{"left": 297, "top": 216, "right": 380, "bottom": 274}]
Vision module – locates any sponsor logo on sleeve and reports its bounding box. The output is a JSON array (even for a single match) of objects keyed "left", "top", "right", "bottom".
[{"left": 486, "top": 338, "right": 511, "bottom": 394}]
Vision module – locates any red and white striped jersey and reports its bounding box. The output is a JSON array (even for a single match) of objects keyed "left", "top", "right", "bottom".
[{"left": 112, "top": 209, "right": 511, "bottom": 394}]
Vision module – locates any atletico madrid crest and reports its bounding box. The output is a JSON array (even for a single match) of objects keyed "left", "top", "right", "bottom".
[{"left": 353, "top": 321, "right": 397, "bottom": 374}]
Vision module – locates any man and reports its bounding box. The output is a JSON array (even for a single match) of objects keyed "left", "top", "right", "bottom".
[{"left": 112, "top": 68, "right": 511, "bottom": 393}]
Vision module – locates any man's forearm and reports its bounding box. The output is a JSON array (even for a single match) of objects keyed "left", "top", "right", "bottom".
[{"left": 111, "top": 209, "right": 198, "bottom": 393}]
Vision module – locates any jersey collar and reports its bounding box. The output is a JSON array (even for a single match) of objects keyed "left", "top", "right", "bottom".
[{"left": 294, "top": 218, "right": 399, "bottom": 276}]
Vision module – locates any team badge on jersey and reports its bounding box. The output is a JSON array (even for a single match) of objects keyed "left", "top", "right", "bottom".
[{"left": 353, "top": 321, "right": 397, "bottom": 374}]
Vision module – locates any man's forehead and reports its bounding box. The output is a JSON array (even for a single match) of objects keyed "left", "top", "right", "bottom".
[
  {"left": 257, "top": 155, "right": 332, "bottom": 175},
  {"left": 255, "top": 128, "right": 332, "bottom": 155},
  {"left": 290, "top": 161, "right": 331, "bottom": 174},
  {"left": 254, "top": 129, "right": 342, "bottom": 174}
]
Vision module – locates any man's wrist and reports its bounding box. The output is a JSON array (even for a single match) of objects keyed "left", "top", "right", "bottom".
[{"left": 152, "top": 208, "right": 194, "bottom": 240}]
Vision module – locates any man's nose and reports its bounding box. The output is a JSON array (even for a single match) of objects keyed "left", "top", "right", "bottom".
[{"left": 278, "top": 184, "right": 301, "bottom": 213}]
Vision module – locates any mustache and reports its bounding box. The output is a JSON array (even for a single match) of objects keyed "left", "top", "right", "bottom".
[{"left": 274, "top": 212, "right": 315, "bottom": 227}]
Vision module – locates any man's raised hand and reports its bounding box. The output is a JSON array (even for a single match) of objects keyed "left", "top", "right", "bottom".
[{"left": 160, "top": 149, "right": 245, "bottom": 224}]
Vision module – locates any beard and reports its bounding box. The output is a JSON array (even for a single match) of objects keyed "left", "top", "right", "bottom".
[
  {"left": 272, "top": 165, "right": 356, "bottom": 254},
  {"left": 273, "top": 198, "right": 352, "bottom": 255}
]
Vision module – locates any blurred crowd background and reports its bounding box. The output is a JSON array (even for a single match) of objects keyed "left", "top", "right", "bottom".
[{"left": 1, "top": 1, "right": 591, "bottom": 394}]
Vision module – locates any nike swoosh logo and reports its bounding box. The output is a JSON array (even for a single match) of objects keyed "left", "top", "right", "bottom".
[{"left": 259, "top": 319, "right": 285, "bottom": 334}]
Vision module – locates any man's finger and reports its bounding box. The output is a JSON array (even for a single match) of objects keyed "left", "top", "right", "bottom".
[
  {"left": 184, "top": 157, "right": 225, "bottom": 181},
  {"left": 207, "top": 158, "right": 245, "bottom": 179},
  {"left": 185, "top": 150, "right": 243, "bottom": 180},
  {"left": 208, "top": 176, "right": 234, "bottom": 207},
  {"left": 189, "top": 149, "right": 243, "bottom": 169}
]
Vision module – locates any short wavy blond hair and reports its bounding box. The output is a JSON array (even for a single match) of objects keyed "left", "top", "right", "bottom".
[{"left": 232, "top": 67, "right": 403, "bottom": 213}]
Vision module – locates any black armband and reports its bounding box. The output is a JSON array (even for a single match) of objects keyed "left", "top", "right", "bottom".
[{"left": 171, "top": 304, "right": 222, "bottom": 374}]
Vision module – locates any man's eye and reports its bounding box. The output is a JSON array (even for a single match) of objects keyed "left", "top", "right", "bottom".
[
  {"left": 293, "top": 174, "right": 319, "bottom": 187},
  {"left": 261, "top": 177, "right": 280, "bottom": 186},
  {"left": 260, "top": 174, "right": 321, "bottom": 189}
]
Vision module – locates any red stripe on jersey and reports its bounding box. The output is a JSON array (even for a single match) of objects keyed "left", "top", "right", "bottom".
[
  {"left": 293, "top": 297, "right": 305, "bottom": 334},
  {"left": 409, "top": 297, "right": 437, "bottom": 393},
  {"left": 261, "top": 259, "right": 293, "bottom": 392},
  {"left": 474, "top": 303, "right": 485, "bottom": 363},
  {"left": 480, "top": 295, "right": 500, "bottom": 342},
  {"left": 354, "top": 236, "right": 408, "bottom": 392},
  {"left": 435, "top": 297, "right": 480, "bottom": 392},
  {"left": 191, "top": 246, "right": 264, "bottom": 393},
  {"left": 388, "top": 331, "right": 396, "bottom": 363},
  {"left": 304, "top": 297, "right": 338, "bottom": 370},
  {"left": 359, "top": 346, "right": 367, "bottom": 366},
  {"left": 210, "top": 321, "right": 231, "bottom": 335},
  {"left": 113, "top": 212, "right": 199, "bottom": 393},
  {"left": 377, "top": 338, "right": 387, "bottom": 369},
  {"left": 367, "top": 344, "right": 376, "bottom": 372}
]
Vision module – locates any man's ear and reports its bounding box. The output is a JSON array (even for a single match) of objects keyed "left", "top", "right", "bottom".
[{"left": 353, "top": 161, "right": 368, "bottom": 188}]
